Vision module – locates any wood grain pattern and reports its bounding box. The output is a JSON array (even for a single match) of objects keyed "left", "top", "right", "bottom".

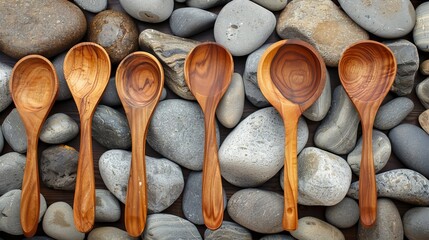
[
  {"left": 10, "top": 55, "right": 58, "bottom": 237},
  {"left": 339, "top": 40, "right": 397, "bottom": 228},
  {"left": 116, "top": 52, "right": 164, "bottom": 237},
  {"left": 258, "top": 39, "right": 326, "bottom": 231},
  {"left": 63, "top": 42, "right": 111, "bottom": 233},
  {"left": 184, "top": 42, "right": 233, "bottom": 230}
]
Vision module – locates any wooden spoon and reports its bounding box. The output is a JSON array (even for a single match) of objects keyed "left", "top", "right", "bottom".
[
  {"left": 338, "top": 40, "right": 396, "bottom": 227},
  {"left": 10, "top": 55, "right": 58, "bottom": 237},
  {"left": 258, "top": 39, "right": 326, "bottom": 231},
  {"left": 184, "top": 42, "right": 233, "bottom": 229},
  {"left": 116, "top": 52, "right": 164, "bottom": 237},
  {"left": 64, "top": 42, "right": 111, "bottom": 232}
]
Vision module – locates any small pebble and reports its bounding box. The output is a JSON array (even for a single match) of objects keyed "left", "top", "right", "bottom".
[
  {"left": 52, "top": 52, "right": 72, "bottom": 101},
  {"left": 204, "top": 221, "right": 252, "bottom": 240},
  {"left": 0, "top": 152, "right": 26, "bottom": 195},
  {"left": 420, "top": 59, "right": 429, "bottom": 75},
  {"left": 0, "top": 127, "right": 3, "bottom": 153},
  {"left": 186, "top": 0, "right": 230, "bottom": 9},
  {"left": 41, "top": 145, "right": 78, "bottom": 190},
  {"left": 160, "top": 88, "right": 167, "bottom": 101},
  {"left": 170, "top": 7, "right": 217, "bottom": 37},
  {"left": 325, "top": 197, "right": 359, "bottom": 229},
  {"left": 416, "top": 77, "right": 429, "bottom": 109},
  {"left": 142, "top": 214, "right": 202, "bottom": 239},
  {"left": 1, "top": 108, "right": 27, "bottom": 153},
  {"left": 0, "top": 62, "right": 12, "bottom": 112},
  {"left": 414, "top": 2, "right": 429, "bottom": 52},
  {"left": 119, "top": 0, "right": 174, "bottom": 23},
  {"left": 216, "top": 73, "right": 245, "bottom": 128},
  {"left": 74, "top": 0, "right": 107, "bottom": 13},
  {"left": 40, "top": 113, "right": 79, "bottom": 144},
  {"left": 403, "top": 207, "right": 429, "bottom": 240},
  {"left": 374, "top": 97, "right": 414, "bottom": 130},
  {"left": 303, "top": 69, "right": 332, "bottom": 121},
  {"left": 251, "top": 0, "right": 288, "bottom": 11},
  {"left": 419, "top": 109, "right": 429, "bottom": 134},
  {"left": 42, "top": 202, "right": 85, "bottom": 240},
  {"left": 100, "top": 76, "right": 121, "bottom": 107},
  {"left": 95, "top": 189, "right": 121, "bottom": 223},
  {"left": 88, "top": 227, "right": 137, "bottom": 240},
  {"left": 259, "top": 234, "right": 294, "bottom": 240},
  {"left": 291, "top": 216, "right": 345, "bottom": 240}
]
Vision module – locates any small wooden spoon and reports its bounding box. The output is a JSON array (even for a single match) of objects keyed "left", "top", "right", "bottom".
[
  {"left": 339, "top": 40, "right": 396, "bottom": 227},
  {"left": 64, "top": 42, "right": 111, "bottom": 232},
  {"left": 10, "top": 55, "right": 58, "bottom": 237},
  {"left": 184, "top": 42, "right": 233, "bottom": 229},
  {"left": 116, "top": 52, "right": 164, "bottom": 237},
  {"left": 258, "top": 39, "right": 326, "bottom": 231}
]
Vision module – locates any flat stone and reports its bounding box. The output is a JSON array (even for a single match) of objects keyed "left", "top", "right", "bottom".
[
  {"left": 251, "top": 0, "right": 288, "bottom": 11},
  {"left": 259, "top": 234, "right": 294, "bottom": 240},
  {"left": 228, "top": 189, "right": 283, "bottom": 234},
  {"left": 41, "top": 145, "right": 78, "bottom": 190},
  {"left": 290, "top": 216, "right": 345, "bottom": 240},
  {"left": 95, "top": 189, "right": 121, "bottom": 223},
  {"left": 170, "top": 7, "right": 217, "bottom": 37},
  {"left": 403, "top": 207, "right": 429, "bottom": 240},
  {"left": 0, "top": 152, "right": 26, "bottom": 195},
  {"left": 303, "top": 70, "right": 332, "bottom": 121},
  {"left": 216, "top": 73, "right": 245, "bottom": 128},
  {"left": 186, "top": 0, "right": 231, "bottom": 9},
  {"left": 42, "top": 202, "right": 84, "bottom": 240},
  {"left": 139, "top": 29, "right": 199, "bottom": 100},
  {"left": 119, "top": 0, "right": 174, "bottom": 23},
  {"left": 419, "top": 109, "right": 429, "bottom": 134},
  {"left": 414, "top": 2, "right": 429, "bottom": 52},
  {"left": 420, "top": 59, "right": 429, "bottom": 75},
  {"left": 142, "top": 214, "right": 202, "bottom": 239},
  {"left": 40, "top": 113, "right": 79, "bottom": 144},
  {"left": 1, "top": 108, "right": 27, "bottom": 153},
  {"left": 52, "top": 52, "right": 72, "bottom": 101},
  {"left": 0, "top": 0, "right": 86, "bottom": 59},
  {"left": 0, "top": 62, "right": 12, "bottom": 112},
  {"left": 88, "top": 10, "right": 139, "bottom": 64},
  {"left": 347, "top": 130, "right": 391, "bottom": 175},
  {"left": 219, "top": 107, "right": 308, "bottom": 187},
  {"left": 374, "top": 97, "right": 414, "bottom": 130},
  {"left": 204, "top": 221, "right": 252, "bottom": 240},
  {"left": 88, "top": 227, "right": 137, "bottom": 240},
  {"left": 416, "top": 77, "right": 429, "bottom": 109},
  {"left": 325, "top": 197, "right": 359, "bottom": 229},
  {"left": 100, "top": 76, "right": 121, "bottom": 107},
  {"left": 358, "top": 198, "right": 403, "bottom": 240},
  {"left": 74, "top": 0, "right": 107, "bottom": 13}
]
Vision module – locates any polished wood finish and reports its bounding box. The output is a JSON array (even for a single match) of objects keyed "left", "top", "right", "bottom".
[
  {"left": 184, "top": 42, "right": 233, "bottom": 230},
  {"left": 64, "top": 42, "right": 111, "bottom": 232},
  {"left": 116, "top": 52, "right": 164, "bottom": 237},
  {"left": 258, "top": 39, "right": 326, "bottom": 231},
  {"left": 339, "top": 40, "right": 397, "bottom": 227},
  {"left": 10, "top": 55, "right": 58, "bottom": 237}
]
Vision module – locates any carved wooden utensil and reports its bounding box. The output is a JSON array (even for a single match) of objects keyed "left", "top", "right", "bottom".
[
  {"left": 184, "top": 42, "right": 233, "bottom": 229},
  {"left": 64, "top": 42, "right": 111, "bottom": 232},
  {"left": 116, "top": 52, "right": 164, "bottom": 237},
  {"left": 10, "top": 55, "right": 58, "bottom": 237},
  {"left": 258, "top": 39, "right": 326, "bottom": 230},
  {"left": 339, "top": 40, "right": 396, "bottom": 227}
]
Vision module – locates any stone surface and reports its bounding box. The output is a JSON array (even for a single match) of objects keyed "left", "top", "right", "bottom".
[
  {"left": 214, "top": 0, "right": 276, "bottom": 56},
  {"left": 0, "top": 62, "right": 12, "bottom": 112},
  {"left": 88, "top": 10, "right": 139, "bottom": 64},
  {"left": 0, "top": 189, "right": 47, "bottom": 235},
  {"left": 219, "top": 107, "right": 308, "bottom": 187},
  {"left": 259, "top": 235, "right": 294, "bottom": 240},
  {"left": 325, "top": 197, "right": 359, "bottom": 229},
  {"left": 384, "top": 39, "right": 419, "bottom": 96},
  {"left": 0, "top": 0, "right": 86, "bottom": 59},
  {"left": 290, "top": 217, "right": 345, "bottom": 240},
  {"left": 0, "top": 127, "right": 3, "bottom": 153},
  {"left": 358, "top": 198, "right": 403, "bottom": 240},
  {"left": 347, "top": 130, "right": 391, "bottom": 175},
  {"left": 416, "top": 77, "right": 429, "bottom": 109},
  {"left": 374, "top": 97, "right": 414, "bottom": 130},
  {"left": 41, "top": 145, "right": 78, "bottom": 190},
  {"left": 147, "top": 99, "right": 219, "bottom": 170},
  {"left": 414, "top": 2, "right": 429, "bottom": 52},
  {"left": 204, "top": 221, "right": 252, "bottom": 240},
  {"left": 100, "top": 76, "right": 121, "bottom": 107},
  {"left": 88, "top": 227, "right": 137, "bottom": 240},
  {"left": 420, "top": 59, "right": 429, "bottom": 75},
  {"left": 95, "top": 189, "right": 121, "bottom": 222},
  {"left": 0, "top": 152, "right": 26, "bottom": 195},
  {"left": 40, "top": 113, "right": 79, "bottom": 144},
  {"left": 389, "top": 124, "right": 429, "bottom": 178},
  {"left": 276, "top": 0, "right": 368, "bottom": 67},
  {"left": 314, "top": 86, "right": 360, "bottom": 155},
  {"left": 251, "top": 0, "right": 288, "bottom": 11},
  {"left": 186, "top": 0, "right": 231, "bottom": 9},
  {"left": 403, "top": 207, "right": 429, "bottom": 240},
  {"left": 142, "top": 214, "right": 202, "bottom": 239},
  {"left": 303, "top": 70, "right": 332, "bottom": 121},
  {"left": 348, "top": 169, "right": 429, "bottom": 205},
  {"left": 1, "top": 108, "right": 27, "bottom": 153},
  {"left": 119, "top": 0, "right": 174, "bottom": 23},
  {"left": 74, "top": 0, "right": 107, "bottom": 13},
  {"left": 99, "top": 150, "right": 184, "bottom": 212},
  {"left": 216, "top": 73, "right": 245, "bottom": 128},
  {"left": 42, "top": 202, "right": 85, "bottom": 240},
  {"left": 228, "top": 189, "right": 283, "bottom": 234},
  {"left": 419, "top": 109, "right": 429, "bottom": 134},
  {"left": 52, "top": 52, "right": 72, "bottom": 101},
  {"left": 139, "top": 29, "right": 199, "bottom": 100},
  {"left": 170, "top": 7, "right": 217, "bottom": 37}
]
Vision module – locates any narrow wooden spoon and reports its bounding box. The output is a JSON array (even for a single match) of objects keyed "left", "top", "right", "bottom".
[
  {"left": 258, "top": 39, "right": 326, "bottom": 231},
  {"left": 338, "top": 40, "right": 396, "bottom": 227},
  {"left": 64, "top": 42, "right": 111, "bottom": 232},
  {"left": 184, "top": 42, "right": 233, "bottom": 229},
  {"left": 10, "top": 55, "right": 58, "bottom": 237},
  {"left": 116, "top": 52, "right": 164, "bottom": 237}
]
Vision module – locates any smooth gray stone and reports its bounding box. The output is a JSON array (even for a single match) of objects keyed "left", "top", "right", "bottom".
[
  {"left": 92, "top": 105, "right": 131, "bottom": 149},
  {"left": 260, "top": 234, "right": 295, "bottom": 240},
  {"left": 119, "top": 0, "right": 174, "bottom": 23},
  {"left": 228, "top": 189, "right": 283, "bottom": 234},
  {"left": 219, "top": 107, "right": 308, "bottom": 187},
  {"left": 374, "top": 97, "right": 414, "bottom": 130},
  {"left": 290, "top": 217, "right": 345, "bottom": 240},
  {"left": 0, "top": 152, "right": 26, "bottom": 195},
  {"left": 41, "top": 145, "right": 78, "bottom": 190},
  {"left": 1, "top": 108, "right": 27, "bottom": 153},
  {"left": 204, "top": 221, "right": 252, "bottom": 240},
  {"left": 0, "top": 189, "right": 47, "bottom": 235},
  {"left": 0, "top": 62, "right": 12, "bottom": 112},
  {"left": 42, "top": 202, "right": 84, "bottom": 240},
  {"left": 170, "top": 7, "right": 217, "bottom": 37},
  {"left": 403, "top": 207, "right": 429, "bottom": 240},
  {"left": 40, "top": 113, "right": 79, "bottom": 144},
  {"left": 389, "top": 124, "right": 429, "bottom": 178},
  {"left": 142, "top": 214, "right": 202, "bottom": 240},
  {"left": 52, "top": 52, "right": 72, "bottom": 101},
  {"left": 416, "top": 77, "right": 429, "bottom": 109},
  {"left": 303, "top": 69, "right": 332, "bottom": 121},
  {"left": 160, "top": 88, "right": 167, "bottom": 101},
  {"left": 251, "top": 0, "right": 288, "bottom": 11},
  {"left": 95, "top": 189, "right": 121, "bottom": 222},
  {"left": 214, "top": 0, "right": 276, "bottom": 56},
  {"left": 88, "top": 227, "right": 137, "bottom": 240},
  {"left": 74, "top": 0, "right": 107, "bottom": 13},
  {"left": 216, "top": 73, "right": 245, "bottom": 128},
  {"left": 314, "top": 86, "right": 360, "bottom": 155},
  {"left": 0, "top": 127, "right": 3, "bottom": 153},
  {"left": 147, "top": 99, "right": 219, "bottom": 170},
  {"left": 23, "top": 237, "right": 54, "bottom": 240},
  {"left": 358, "top": 198, "right": 403, "bottom": 240},
  {"left": 348, "top": 169, "right": 429, "bottom": 205},
  {"left": 413, "top": 2, "right": 429, "bottom": 52},
  {"left": 347, "top": 130, "right": 391, "bottom": 175},
  {"left": 384, "top": 39, "right": 419, "bottom": 95},
  {"left": 325, "top": 197, "right": 359, "bottom": 229},
  {"left": 100, "top": 76, "right": 121, "bottom": 107},
  {"left": 186, "top": 0, "right": 231, "bottom": 9}
]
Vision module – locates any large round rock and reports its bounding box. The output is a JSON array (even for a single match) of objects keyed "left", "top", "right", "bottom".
[{"left": 403, "top": 207, "right": 429, "bottom": 240}]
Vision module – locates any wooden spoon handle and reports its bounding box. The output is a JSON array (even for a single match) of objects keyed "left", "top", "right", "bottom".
[
  {"left": 73, "top": 117, "right": 95, "bottom": 233},
  {"left": 202, "top": 110, "right": 223, "bottom": 230},
  {"left": 20, "top": 135, "right": 40, "bottom": 237}
]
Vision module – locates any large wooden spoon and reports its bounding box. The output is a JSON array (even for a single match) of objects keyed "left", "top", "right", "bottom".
[
  {"left": 64, "top": 42, "right": 111, "bottom": 232},
  {"left": 184, "top": 42, "right": 233, "bottom": 229},
  {"left": 10, "top": 55, "right": 58, "bottom": 237},
  {"left": 258, "top": 39, "right": 326, "bottom": 230},
  {"left": 339, "top": 40, "right": 396, "bottom": 227},
  {"left": 116, "top": 52, "right": 164, "bottom": 237}
]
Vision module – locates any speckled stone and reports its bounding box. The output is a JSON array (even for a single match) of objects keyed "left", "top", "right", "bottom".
[
  {"left": 95, "top": 189, "right": 121, "bottom": 223},
  {"left": 40, "top": 113, "right": 79, "bottom": 144},
  {"left": 52, "top": 52, "right": 72, "bottom": 101},
  {"left": 88, "top": 227, "right": 137, "bottom": 240},
  {"left": 290, "top": 217, "right": 345, "bottom": 240},
  {"left": 1, "top": 108, "right": 27, "bottom": 153},
  {"left": 414, "top": 2, "right": 429, "bottom": 52},
  {"left": 186, "top": 0, "right": 231, "bottom": 9},
  {"left": 374, "top": 97, "right": 414, "bottom": 130},
  {"left": 41, "top": 145, "right": 78, "bottom": 190},
  {"left": 42, "top": 202, "right": 84, "bottom": 240},
  {"left": 419, "top": 109, "right": 429, "bottom": 134},
  {"left": 204, "top": 221, "right": 252, "bottom": 240},
  {"left": 416, "top": 77, "right": 429, "bottom": 109},
  {"left": 420, "top": 59, "right": 429, "bottom": 75},
  {"left": 216, "top": 73, "right": 245, "bottom": 128},
  {"left": 142, "top": 214, "right": 202, "bottom": 240},
  {"left": 0, "top": 152, "right": 26, "bottom": 195},
  {"left": 325, "top": 197, "right": 359, "bottom": 229},
  {"left": 0, "top": 62, "right": 12, "bottom": 112},
  {"left": 119, "top": 0, "right": 174, "bottom": 23},
  {"left": 251, "top": 0, "right": 288, "bottom": 11},
  {"left": 74, "top": 0, "right": 107, "bottom": 13},
  {"left": 303, "top": 70, "right": 332, "bottom": 121},
  {"left": 403, "top": 207, "right": 429, "bottom": 240},
  {"left": 100, "top": 76, "right": 121, "bottom": 107},
  {"left": 170, "top": 7, "right": 217, "bottom": 37}
]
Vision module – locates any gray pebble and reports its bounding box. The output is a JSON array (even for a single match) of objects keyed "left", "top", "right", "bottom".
[
  {"left": 291, "top": 216, "right": 345, "bottom": 240},
  {"left": 204, "top": 221, "right": 252, "bottom": 240},
  {"left": 74, "top": 0, "right": 107, "bottom": 13},
  {"left": 170, "top": 7, "right": 217, "bottom": 37},
  {"left": 100, "top": 76, "right": 121, "bottom": 107},
  {"left": 88, "top": 226, "right": 137, "bottom": 240},
  {"left": 0, "top": 152, "right": 26, "bottom": 195},
  {"left": 95, "top": 189, "right": 121, "bottom": 223},
  {"left": 23, "top": 237, "right": 54, "bottom": 240},
  {"left": 0, "top": 62, "right": 12, "bottom": 112},
  {"left": 416, "top": 77, "right": 429, "bottom": 109},
  {"left": 303, "top": 69, "right": 332, "bottom": 121},
  {"left": 374, "top": 97, "right": 414, "bottom": 130},
  {"left": 325, "top": 197, "right": 359, "bottom": 229},
  {"left": 160, "top": 88, "right": 167, "bottom": 101},
  {"left": 142, "top": 213, "right": 202, "bottom": 240},
  {"left": 0, "top": 127, "right": 3, "bottom": 153},
  {"left": 42, "top": 202, "right": 84, "bottom": 240},
  {"left": 1, "top": 108, "right": 27, "bottom": 153},
  {"left": 216, "top": 73, "right": 245, "bottom": 128},
  {"left": 413, "top": 2, "right": 429, "bottom": 52},
  {"left": 41, "top": 145, "right": 78, "bottom": 190},
  {"left": 186, "top": 0, "right": 231, "bottom": 9},
  {"left": 52, "top": 52, "right": 72, "bottom": 101},
  {"left": 40, "top": 113, "right": 79, "bottom": 144},
  {"left": 403, "top": 207, "right": 429, "bottom": 240},
  {"left": 251, "top": 0, "right": 288, "bottom": 11},
  {"left": 260, "top": 234, "right": 294, "bottom": 240},
  {"left": 119, "top": 0, "right": 174, "bottom": 23}
]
